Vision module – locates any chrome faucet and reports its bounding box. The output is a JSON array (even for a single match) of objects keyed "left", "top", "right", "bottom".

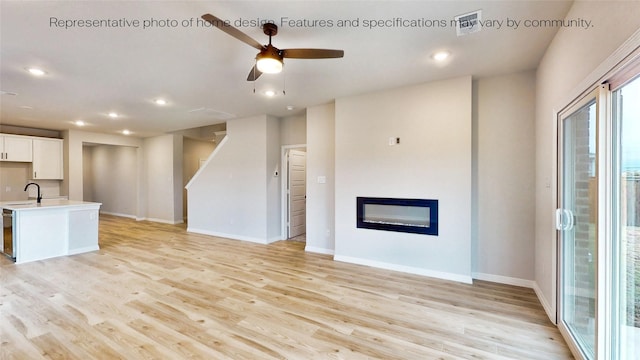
[{"left": 24, "top": 182, "right": 42, "bottom": 204}]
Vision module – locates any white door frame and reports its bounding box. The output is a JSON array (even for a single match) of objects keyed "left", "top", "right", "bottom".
[{"left": 280, "top": 144, "right": 307, "bottom": 239}]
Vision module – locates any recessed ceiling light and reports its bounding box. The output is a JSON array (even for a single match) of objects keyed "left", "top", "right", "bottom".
[
  {"left": 154, "top": 99, "right": 167, "bottom": 106},
  {"left": 75, "top": 120, "right": 85, "bottom": 126},
  {"left": 26, "top": 67, "right": 46, "bottom": 76},
  {"left": 432, "top": 51, "right": 450, "bottom": 62},
  {"left": 264, "top": 90, "right": 276, "bottom": 97},
  {"left": 286, "top": 105, "right": 295, "bottom": 111},
  {"left": 108, "top": 112, "right": 119, "bottom": 118},
  {"left": 122, "top": 129, "right": 131, "bottom": 135}
]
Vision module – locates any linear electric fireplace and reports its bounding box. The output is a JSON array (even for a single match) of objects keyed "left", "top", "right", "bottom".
[{"left": 357, "top": 197, "right": 438, "bottom": 235}]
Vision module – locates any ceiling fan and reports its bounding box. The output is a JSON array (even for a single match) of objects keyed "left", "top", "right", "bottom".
[{"left": 201, "top": 13, "right": 344, "bottom": 81}]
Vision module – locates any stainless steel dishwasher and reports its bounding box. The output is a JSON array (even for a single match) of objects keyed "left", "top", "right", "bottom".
[{"left": 2, "top": 209, "right": 15, "bottom": 261}]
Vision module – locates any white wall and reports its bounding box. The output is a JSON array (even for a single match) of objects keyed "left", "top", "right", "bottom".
[
  {"left": 535, "top": 1, "right": 640, "bottom": 320},
  {"left": 474, "top": 71, "right": 536, "bottom": 286},
  {"left": 280, "top": 114, "right": 306, "bottom": 145},
  {"left": 172, "top": 135, "right": 183, "bottom": 223},
  {"left": 0, "top": 162, "right": 31, "bottom": 201},
  {"left": 82, "top": 146, "right": 94, "bottom": 201},
  {"left": 182, "top": 137, "right": 216, "bottom": 220},
  {"left": 266, "top": 116, "right": 282, "bottom": 241},
  {"left": 306, "top": 103, "right": 336, "bottom": 254},
  {"left": 186, "top": 115, "right": 280, "bottom": 243},
  {"left": 334, "top": 76, "right": 473, "bottom": 283}
]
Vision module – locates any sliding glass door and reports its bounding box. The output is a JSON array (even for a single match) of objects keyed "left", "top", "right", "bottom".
[
  {"left": 612, "top": 74, "right": 640, "bottom": 360},
  {"left": 558, "top": 93, "right": 599, "bottom": 360},
  {"left": 558, "top": 65, "right": 640, "bottom": 359}
]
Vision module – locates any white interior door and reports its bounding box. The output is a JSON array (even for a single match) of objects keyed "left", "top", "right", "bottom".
[{"left": 288, "top": 149, "right": 306, "bottom": 238}]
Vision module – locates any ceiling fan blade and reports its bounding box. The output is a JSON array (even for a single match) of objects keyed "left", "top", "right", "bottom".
[
  {"left": 247, "top": 65, "right": 263, "bottom": 81},
  {"left": 201, "top": 14, "right": 263, "bottom": 50},
  {"left": 282, "top": 48, "right": 344, "bottom": 59}
]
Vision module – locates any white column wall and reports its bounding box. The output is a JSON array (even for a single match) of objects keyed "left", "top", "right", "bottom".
[
  {"left": 266, "top": 115, "right": 282, "bottom": 241},
  {"left": 306, "top": 103, "right": 336, "bottom": 254},
  {"left": 143, "top": 134, "right": 182, "bottom": 224}
]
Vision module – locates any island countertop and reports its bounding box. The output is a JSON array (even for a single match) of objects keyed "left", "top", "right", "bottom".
[
  {"left": 2, "top": 199, "right": 102, "bottom": 264},
  {"left": 0, "top": 199, "right": 101, "bottom": 211}
]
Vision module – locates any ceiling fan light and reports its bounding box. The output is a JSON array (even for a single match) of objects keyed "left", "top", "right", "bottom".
[{"left": 256, "top": 57, "right": 283, "bottom": 74}]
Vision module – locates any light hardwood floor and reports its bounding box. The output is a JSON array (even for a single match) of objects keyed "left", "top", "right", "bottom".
[{"left": 0, "top": 215, "right": 572, "bottom": 359}]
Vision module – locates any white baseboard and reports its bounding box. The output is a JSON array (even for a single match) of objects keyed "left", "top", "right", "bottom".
[
  {"left": 145, "top": 217, "right": 183, "bottom": 225},
  {"left": 533, "top": 281, "right": 556, "bottom": 324},
  {"left": 186, "top": 227, "right": 269, "bottom": 245},
  {"left": 305, "top": 246, "right": 334, "bottom": 255},
  {"left": 100, "top": 211, "right": 136, "bottom": 219},
  {"left": 267, "top": 236, "right": 284, "bottom": 244},
  {"left": 334, "top": 255, "right": 473, "bottom": 284},
  {"left": 471, "top": 272, "right": 535, "bottom": 288},
  {"left": 99, "top": 212, "right": 182, "bottom": 225},
  {"left": 68, "top": 245, "right": 100, "bottom": 255}
]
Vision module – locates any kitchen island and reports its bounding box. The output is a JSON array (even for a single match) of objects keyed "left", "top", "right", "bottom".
[{"left": 0, "top": 199, "right": 101, "bottom": 264}]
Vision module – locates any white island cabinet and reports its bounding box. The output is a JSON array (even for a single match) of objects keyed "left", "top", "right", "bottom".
[{"left": 0, "top": 199, "right": 101, "bottom": 264}]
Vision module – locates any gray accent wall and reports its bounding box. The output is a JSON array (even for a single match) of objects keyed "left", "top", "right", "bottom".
[
  {"left": 474, "top": 71, "right": 536, "bottom": 284},
  {"left": 83, "top": 144, "right": 138, "bottom": 217}
]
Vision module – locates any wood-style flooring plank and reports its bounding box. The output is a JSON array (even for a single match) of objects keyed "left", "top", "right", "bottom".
[{"left": 0, "top": 214, "right": 573, "bottom": 359}]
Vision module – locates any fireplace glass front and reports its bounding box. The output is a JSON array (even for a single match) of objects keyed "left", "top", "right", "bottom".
[{"left": 356, "top": 197, "right": 438, "bottom": 235}]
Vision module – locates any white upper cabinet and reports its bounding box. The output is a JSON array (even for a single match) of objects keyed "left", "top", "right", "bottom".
[
  {"left": 0, "top": 134, "right": 33, "bottom": 162},
  {"left": 32, "top": 138, "right": 63, "bottom": 180}
]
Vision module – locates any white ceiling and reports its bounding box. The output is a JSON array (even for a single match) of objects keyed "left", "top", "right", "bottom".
[{"left": 1, "top": 0, "right": 573, "bottom": 137}]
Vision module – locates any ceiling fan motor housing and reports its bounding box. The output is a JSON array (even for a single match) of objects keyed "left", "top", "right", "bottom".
[{"left": 262, "top": 22, "right": 279, "bottom": 37}]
